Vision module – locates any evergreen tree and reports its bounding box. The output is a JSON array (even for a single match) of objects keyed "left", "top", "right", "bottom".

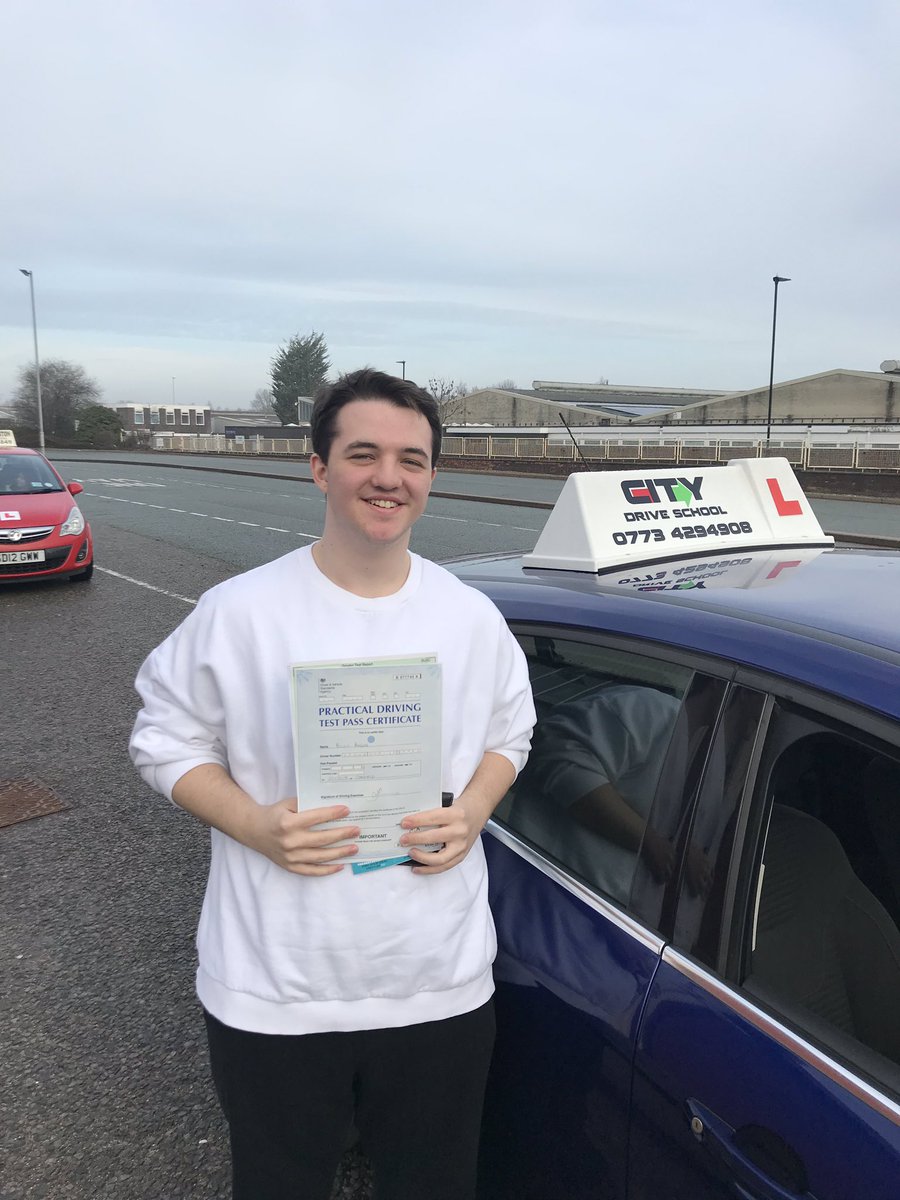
[
  {"left": 76, "top": 404, "right": 123, "bottom": 448},
  {"left": 270, "top": 331, "right": 330, "bottom": 425}
]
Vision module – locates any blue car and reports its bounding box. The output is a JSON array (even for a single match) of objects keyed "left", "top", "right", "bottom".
[{"left": 454, "top": 460, "right": 900, "bottom": 1200}]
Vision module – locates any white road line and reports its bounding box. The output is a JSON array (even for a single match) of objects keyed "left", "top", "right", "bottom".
[
  {"left": 84, "top": 482, "right": 537, "bottom": 529},
  {"left": 84, "top": 490, "right": 321, "bottom": 541},
  {"left": 96, "top": 567, "right": 197, "bottom": 605},
  {"left": 423, "top": 512, "right": 540, "bottom": 532}
]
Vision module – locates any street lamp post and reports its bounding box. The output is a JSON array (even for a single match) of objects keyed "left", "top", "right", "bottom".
[
  {"left": 395, "top": 360, "right": 406, "bottom": 379},
  {"left": 766, "top": 275, "right": 791, "bottom": 450},
  {"left": 18, "top": 269, "right": 45, "bottom": 452}
]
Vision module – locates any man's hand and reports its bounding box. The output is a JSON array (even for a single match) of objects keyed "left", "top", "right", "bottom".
[
  {"left": 398, "top": 752, "right": 516, "bottom": 875},
  {"left": 641, "top": 826, "right": 677, "bottom": 884},
  {"left": 684, "top": 840, "right": 713, "bottom": 897},
  {"left": 399, "top": 800, "right": 480, "bottom": 874},
  {"left": 243, "top": 798, "right": 360, "bottom": 876},
  {"left": 171, "top": 764, "right": 358, "bottom": 876}
]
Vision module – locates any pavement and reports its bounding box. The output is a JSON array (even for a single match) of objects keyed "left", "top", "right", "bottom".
[{"left": 0, "top": 525, "right": 374, "bottom": 1199}]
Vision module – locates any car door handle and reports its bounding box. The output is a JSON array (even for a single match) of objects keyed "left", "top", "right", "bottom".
[{"left": 686, "top": 1099, "right": 819, "bottom": 1200}]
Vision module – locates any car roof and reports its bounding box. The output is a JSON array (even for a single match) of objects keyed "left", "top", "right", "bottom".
[
  {"left": 0, "top": 447, "right": 41, "bottom": 457},
  {"left": 449, "top": 547, "right": 900, "bottom": 721}
]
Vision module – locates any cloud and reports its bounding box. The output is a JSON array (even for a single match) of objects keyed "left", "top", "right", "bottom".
[{"left": 2, "top": 0, "right": 898, "bottom": 405}]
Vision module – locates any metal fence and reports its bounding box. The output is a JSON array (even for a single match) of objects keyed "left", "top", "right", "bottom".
[{"left": 155, "top": 433, "right": 900, "bottom": 472}]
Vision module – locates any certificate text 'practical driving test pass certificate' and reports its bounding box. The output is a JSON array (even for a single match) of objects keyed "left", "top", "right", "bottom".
[{"left": 290, "top": 656, "right": 442, "bottom": 864}]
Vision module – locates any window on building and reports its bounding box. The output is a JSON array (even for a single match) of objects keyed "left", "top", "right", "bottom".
[
  {"left": 181, "top": 411, "right": 190, "bottom": 425},
  {"left": 150, "top": 410, "right": 160, "bottom": 426},
  {"left": 196, "top": 410, "right": 205, "bottom": 426},
  {"left": 133, "top": 410, "right": 144, "bottom": 426},
  {"left": 166, "top": 410, "right": 175, "bottom": 425}
]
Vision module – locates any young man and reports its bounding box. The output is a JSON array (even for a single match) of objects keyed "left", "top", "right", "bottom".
[{"left": 129, "top": 368, "right": 535, "bottom": 1200}]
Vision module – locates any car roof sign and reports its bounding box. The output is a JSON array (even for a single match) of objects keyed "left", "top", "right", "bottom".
[{"left": 522, "top": 457, "right": 834, "bottom": 574}]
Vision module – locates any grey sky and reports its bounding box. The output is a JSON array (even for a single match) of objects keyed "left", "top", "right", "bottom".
[{"left": 3, "top": 0, "right": 898, "bottom": 410}]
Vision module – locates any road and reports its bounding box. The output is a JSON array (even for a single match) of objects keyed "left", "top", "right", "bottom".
[
  {"left": 49, "top": 448, "right": 900, "bottom": 542},
  {"left": 1, "top": 457, "right": 554, "bottom": 1200},
  {"left": 1, "top": 454, "right": 897, "bottom": 1200}
]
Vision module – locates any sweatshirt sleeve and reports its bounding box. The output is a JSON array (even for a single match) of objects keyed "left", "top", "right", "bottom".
[
  {"left": 483, "top": 613, "right": 536, "bottom": 777},
  {"left": 129, "top": 592, "right": 231, "bottom": 802}
]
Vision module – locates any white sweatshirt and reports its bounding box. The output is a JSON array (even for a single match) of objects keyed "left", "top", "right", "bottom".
[{"left": 129, "top": 547, "right": 535, "bottom": 1035}]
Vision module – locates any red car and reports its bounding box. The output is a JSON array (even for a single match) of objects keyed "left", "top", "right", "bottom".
[{"left": 0, "top": 447, "right": 94, "bottom": 583}]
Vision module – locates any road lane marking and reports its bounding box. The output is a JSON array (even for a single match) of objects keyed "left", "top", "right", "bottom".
[
  {"left": 81, "top": 473, "right": 540, "bottom": 525},
  {"left": 76, "top": 477, "right": 166, "bottom": 488},
  {"left": 423, "top": 512, "right": 540, "bottom": 532},
  {"left": 96, "top": 567, "right": 197, "bottom": 605},
  {"left": 81, "top": 490, "right": 534, "bottom": 537},
  {"left": 83, "top": 491, "right": 320, "bottom": 540},
  {"left": 81, "top": 482, "right": 540, "bottom": 530}
]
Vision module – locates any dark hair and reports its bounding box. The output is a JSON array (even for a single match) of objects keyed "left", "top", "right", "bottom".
[{"left": 310, "top": 368, "right": 442, "bottom": 465}]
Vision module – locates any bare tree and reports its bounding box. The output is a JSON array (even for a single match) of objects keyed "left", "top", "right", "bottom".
[
  {"left": 493, "top": 378, "right": 518, "bottom": 391},
  {"left": 252, "top": 387, "right": 275, "bottom": 414},
  {"left": 13, "top": 359, "right": 101, "bottom": 437},
  {"left": 426, "top": 378, "right": 468, "bottom": 425}
]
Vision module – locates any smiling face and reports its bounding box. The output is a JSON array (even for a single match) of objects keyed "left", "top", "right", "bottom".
[{"left": 310, "top": 398, "right": 436, "bottom": 555}]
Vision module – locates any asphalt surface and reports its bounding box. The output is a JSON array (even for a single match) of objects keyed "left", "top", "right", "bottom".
[
  {"left": 1, "top": 463, "right": 552, "bottom": 1200},
  {"left": 2, "top": 455, "right": 897, "bottom": 1199},
  {"left": 49, "top": 448, "right": 900, "bottom": 542},
  {"left": 1, "top": 527, "right": 236, "bottom": 1200}
]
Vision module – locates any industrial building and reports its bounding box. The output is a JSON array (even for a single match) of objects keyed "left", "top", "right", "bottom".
[{"left": 452, "top": 364, "right": 900, "bottom": 428}]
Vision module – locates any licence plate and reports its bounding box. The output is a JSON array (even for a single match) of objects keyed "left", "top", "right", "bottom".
[{"left": 0, "top": 549, "right": 45, "bottom": 564}]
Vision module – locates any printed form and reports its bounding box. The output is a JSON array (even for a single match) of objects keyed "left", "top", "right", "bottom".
[{"left": 290, "top": 656, "right": 442, "bottom": 864}]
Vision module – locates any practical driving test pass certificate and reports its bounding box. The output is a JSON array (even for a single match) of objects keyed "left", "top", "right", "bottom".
[{"left": 290, "top": 655, "right": 442, "bottom": 864}]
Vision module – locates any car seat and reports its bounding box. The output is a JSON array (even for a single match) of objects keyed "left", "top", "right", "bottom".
[{"left": 748, "top": 804, "right": 900, "bottom": 1065}]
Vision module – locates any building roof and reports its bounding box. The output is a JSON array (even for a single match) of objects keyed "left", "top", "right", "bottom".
[
  {"left": 208, "top": 409, "right": 274, "bottom": 424},
  {"left": 117, "top": 402, "right": 211, "bottom": 411},
  {"left": 468, "top": 383, "right": 716, "bottom": 422}
]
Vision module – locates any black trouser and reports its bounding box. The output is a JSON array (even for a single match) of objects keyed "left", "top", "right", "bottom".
[{"left": 204, "top": 1000, "right": 495, "bottom": 1200}]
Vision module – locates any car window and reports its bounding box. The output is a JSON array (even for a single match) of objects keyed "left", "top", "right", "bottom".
[
  {"left": 497, "top": 632, "right": 726, "bottom": 922},
  {"left": 741, "top": 701, "right": 900, "bottom": 1093}
]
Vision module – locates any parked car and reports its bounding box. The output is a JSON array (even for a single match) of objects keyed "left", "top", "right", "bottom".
[
  {"left": 0, "top": 448, "right": 93, "bottom": 582},
  {"left": 455, "top": 459, "right": 900, "bottom": 1200}
]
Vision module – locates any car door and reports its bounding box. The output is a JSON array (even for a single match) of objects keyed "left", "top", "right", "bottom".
[
  {"left": 629, "top": 682, "right": 900, "bottom": 1200},
  {"left": 477, "top": 627, "right": 729, "bottom": 1200}
]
